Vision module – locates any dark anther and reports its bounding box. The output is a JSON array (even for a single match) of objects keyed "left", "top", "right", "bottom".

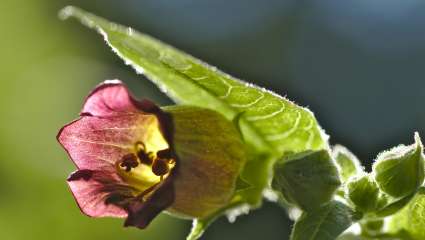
[
  {"left": 152, "top": 158, "right": 170, "bottom": 176},
  {"left": 137, "top": 150, "right": 153, "bottom": 165},
  {"left": 120, "top": 153, "right": 139, "bottom": 172},
  {"left": 157, "top": 149, "right": 173, "bottom": 159}
]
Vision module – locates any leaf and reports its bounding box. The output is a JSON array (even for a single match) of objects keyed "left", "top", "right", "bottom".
[
  {"left": 372, "top": 132, "right": 425, "bottom": 198},
  {"left": 60, "top": 6, "right": 326, "bottom": 155},
  {"left": 388, "top": 187, "right": 425, "bottom": 240},
  {"left": 332, "top": 145, "right": 362, "bottom": 183},
  {"left": 272, "top": 150, "right": 341, "bottom": 210},
  {"left": 291, "top": 201, "right": 353, "bottom": 240},
  {"left": 346, "top": 174, "right": 379, "bottom": 213}
]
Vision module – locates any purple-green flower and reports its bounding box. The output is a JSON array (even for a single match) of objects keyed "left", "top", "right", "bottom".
[{"left": 58, "top": 80, "right": 245, "bottom": 229}]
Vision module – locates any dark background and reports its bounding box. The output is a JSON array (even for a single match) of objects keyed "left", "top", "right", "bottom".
[{"left": 1, "top": 0, "right": 424, "bottom": 239}]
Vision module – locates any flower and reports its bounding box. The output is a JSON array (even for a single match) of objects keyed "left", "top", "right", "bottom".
[{"left": 57, "top": 80, "right": 245, "bottom": 229}]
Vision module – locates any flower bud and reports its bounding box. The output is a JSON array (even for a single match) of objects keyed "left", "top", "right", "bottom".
[
  {"left": 272, "top": 150, "right": 341, "bottom": 210},
  {"left": 373, "top": 133, "right": 425, "bottom": 198},
  {"left": 346, "top": 174, "right": 379, "bottom": 213}
]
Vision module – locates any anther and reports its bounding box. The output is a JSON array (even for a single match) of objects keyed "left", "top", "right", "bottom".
[
  {"left": 152, "top": 158, "right": 170, "bottom": 177},
  {"left": 137, "top": 150, "right": 153, "bottom": 165},
  {"left": 157, "top": 149, "right": 173, "bottom": 159},
  {"left": 120, "top": 153, "right": 139, "bottom": 172}
]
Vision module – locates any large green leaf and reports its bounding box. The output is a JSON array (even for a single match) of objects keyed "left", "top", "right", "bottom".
[
  {"left": 60, "top": 6, "right": 327, "bottom": 155},
  {"left": 60, "top": 6, "right": 328, "bottom": 239},
  {"left": 291, "top": 201, "right": 354, "bottom": 240}
]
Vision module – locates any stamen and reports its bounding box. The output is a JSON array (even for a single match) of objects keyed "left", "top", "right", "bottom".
[
  {"left": 120, "top": 153, "right": 139, "bottom": 172},
  {"left": 136, "top": 182, "right": 160, "bottom": 201},
  {"left": 135, "top": 141, "right": 146, "bottom": 151},
  {"left": 152, "top": 158, "right": 170, "bottom": 176},
  {"left": 137, "top": 150, "right": 153, "bottom": 165},
  {"left": 157, "top": 149, "right": 173, "bottom": 159}
]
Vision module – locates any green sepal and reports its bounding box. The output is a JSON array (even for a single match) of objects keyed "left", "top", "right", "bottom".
[
  {"left": 235, "top": 176, "right": 252, "bottom": 192},
  {"left": 290, "top": 201, "right": 354, "bottom": 240},
  {"left": 373, "top": 132, "right": 425, "bottom": 198},
  {"left": 346, "top": 174, "right": 379, "bottom": 213},
  {"left": 332, "top": 145, "right": 362, "bottom": 183},
  {"left": 272, "top": 150, "right": 341, "bottom": 210},
  {"left": 163, "top": 106, "right": 247, "bottom": 219}
]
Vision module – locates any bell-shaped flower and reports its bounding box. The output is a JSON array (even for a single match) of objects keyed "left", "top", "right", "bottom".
[{"left": 57, "top": 80, "right": 246, "bottom": 229}]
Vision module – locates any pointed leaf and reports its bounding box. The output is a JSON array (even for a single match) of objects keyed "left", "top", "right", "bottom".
[{"left": 60, "top": 6, "right": 327, "bottom": 156}]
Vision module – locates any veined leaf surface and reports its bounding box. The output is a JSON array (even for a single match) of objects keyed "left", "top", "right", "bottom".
[{"left": 60, "top": 6, "right": 327, "bottom": 156}]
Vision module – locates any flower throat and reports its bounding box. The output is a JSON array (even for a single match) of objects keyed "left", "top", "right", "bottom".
[{"left": 116, "top": 141, "right": 175, "bottom": 200}]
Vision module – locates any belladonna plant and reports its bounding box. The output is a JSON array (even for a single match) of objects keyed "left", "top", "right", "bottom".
[{"left": 58, "top": 6, "right": 425, "bottom": 240}]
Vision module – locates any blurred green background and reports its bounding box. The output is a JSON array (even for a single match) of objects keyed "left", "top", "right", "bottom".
[{"left": 1, "top": 0, "right": 424, "bottom": 239}]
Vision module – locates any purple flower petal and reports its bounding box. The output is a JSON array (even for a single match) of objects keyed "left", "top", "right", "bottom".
[
  {"left": 58, "top": 113, "right": 157, "bottom": 170},
  {"left": 81, "top": 80, "right": 140, "bottom": 117},
  {"left": 58, "top": 80, "right": 176, "bottom": 228},
  {"left": 67, "top": 170, "right": 129, "bottom": 218}
]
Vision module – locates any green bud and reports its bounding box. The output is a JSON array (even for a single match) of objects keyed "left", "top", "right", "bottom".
[
  {"left": 346, "top": 174, "right": 379, "bottom": 213},
  {"left": 332, "top": 145, "right": 362, "bottom": 183},
  {"left": 272, "top": 150, "right": 341, "bottom": 210},
  {"left": 373, "top": 133, "right": 425, "bottom": 198},
  {"left": 164, "top": 106, "right": 247, "bottom": 218}
]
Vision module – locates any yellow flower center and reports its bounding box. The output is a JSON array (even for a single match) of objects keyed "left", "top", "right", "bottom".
[{"left": 115, "top": 117, "right": 175, "bottom": 200}]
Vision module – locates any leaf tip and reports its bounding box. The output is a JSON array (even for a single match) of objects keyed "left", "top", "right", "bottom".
[
  {"left": 58, "top": 6, "right": 101, "bottom": 31},
  {"left": 58, "top": 6, "right": 78, "bottom": 21},
  {"left": 414, "top": 131, "right": 423, "bottom": 151}
]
